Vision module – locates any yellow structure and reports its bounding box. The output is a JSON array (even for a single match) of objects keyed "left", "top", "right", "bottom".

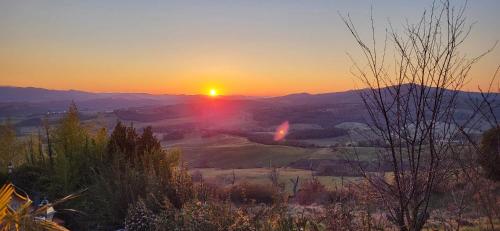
[{"left": 0, "top": 183, "right": 68, "bottom": 231}]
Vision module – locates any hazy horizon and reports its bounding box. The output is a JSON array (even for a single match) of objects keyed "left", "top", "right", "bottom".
[
  {"left": 2, "top": 81, "right": 497, "bottom": 99},
  {"left": 0, "top": 84, "right": 346, "bottom": 97}
]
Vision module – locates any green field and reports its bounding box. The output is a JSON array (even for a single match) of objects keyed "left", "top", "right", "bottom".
[
  {"left": 166, "top": 134, "right": 328, "bottom": 168},
  {"left": 163, "top": 134, "right": 382, "bottom": 168}
]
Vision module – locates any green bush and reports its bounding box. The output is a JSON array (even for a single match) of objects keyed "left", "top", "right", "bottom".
[
  {"left": 125, "top": 199, "right": 156, "bottom": 231},
  {"left": 10, "top": 165, "right": 50, "bottom": 196}
]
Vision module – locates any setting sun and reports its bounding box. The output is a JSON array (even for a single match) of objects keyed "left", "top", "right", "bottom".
[{"left": 209, "top": 89, "right": 218, "bottom": 97}]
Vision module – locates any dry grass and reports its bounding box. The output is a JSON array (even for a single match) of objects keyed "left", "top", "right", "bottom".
[{"left": 190, "top": 167, "right": 361, "bottom": 193}]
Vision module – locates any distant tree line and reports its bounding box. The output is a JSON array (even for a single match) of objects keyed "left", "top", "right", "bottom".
[{"left": 252, "top": 104, "right": 366, "bottom": 127}]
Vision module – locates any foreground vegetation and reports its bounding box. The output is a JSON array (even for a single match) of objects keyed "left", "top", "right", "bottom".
[{"left": 0, "top": 102, "right": 498, "bottom": 230}]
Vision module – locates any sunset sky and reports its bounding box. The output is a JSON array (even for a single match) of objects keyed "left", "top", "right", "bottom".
[{"left": 0, "top": 0, "right": 499, "bottom": 96}]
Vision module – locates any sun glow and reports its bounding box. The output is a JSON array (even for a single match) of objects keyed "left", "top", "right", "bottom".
[{"left": 209, "top": 88, "right": 218, "bottom": 97}]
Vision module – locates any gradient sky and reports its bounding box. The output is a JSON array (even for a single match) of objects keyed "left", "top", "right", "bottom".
[{"left": 0, "top": 0, "right": 499, "bottom": 96}]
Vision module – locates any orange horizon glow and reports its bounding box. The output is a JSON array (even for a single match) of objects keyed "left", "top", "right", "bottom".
[
  {"left": 0, "top": 1, "right": 498, "bottom": 96},
  {"left": 0, "top": 78, "right": 358, "bottom": 97},
  {"left": 2, "top": 78, "right": 498, "bottom": 97}
]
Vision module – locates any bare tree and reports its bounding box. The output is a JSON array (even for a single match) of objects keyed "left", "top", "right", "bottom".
[
  {"left": 231, "top": 168, "right": 236, "bottom": 185},
  {"left": 341, "top": 1, "right": 493, "bottom": 230},
  {"left": 290, "top": 176, "right": 300, "bottom": 197},
  {"left": 268, "top": 167, "right": 280, "bottom": 188},
  {"left": 451, "top": 67, "right": 500, "bottom": 230}
]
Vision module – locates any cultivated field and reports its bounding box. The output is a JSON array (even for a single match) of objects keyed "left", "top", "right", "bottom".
[
  {"left": 162, "top": 133, "right": 382, "bottom": 168},
  {"left": 189, "top": 167, "right": 361, "bottom": 193}
]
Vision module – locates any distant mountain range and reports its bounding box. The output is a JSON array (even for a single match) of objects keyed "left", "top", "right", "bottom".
[
  {"left": 268, "top": 90, "right": 363, "bottom": 105},
  {"left": 0, "top": 85, "right": 498, "bottom": 121},
  {"left": 0, "top": 86, "right": 199, "bottom": 103},
  {"left": 0, "top": 86, "right": 249, "bottom": 116}
]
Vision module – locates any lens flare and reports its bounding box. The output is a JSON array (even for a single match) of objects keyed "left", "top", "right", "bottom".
[{"left": 274, "top": 121, "right": 289, "bottom": 141}]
